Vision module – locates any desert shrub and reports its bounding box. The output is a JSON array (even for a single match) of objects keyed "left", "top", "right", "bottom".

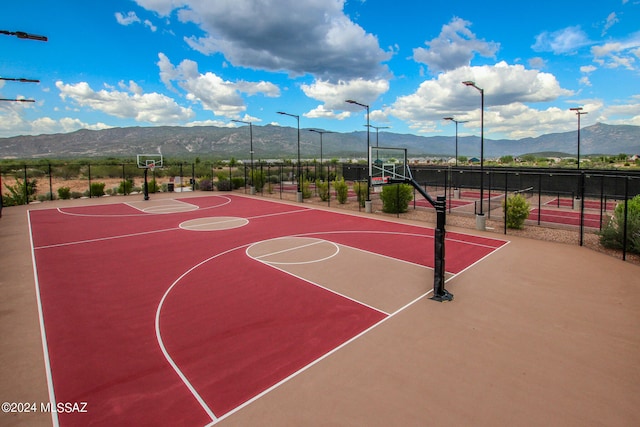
[
  {"left": 90, "top": 182, "right": 105, "bottom": 197},
  {"left": 352, "top": 181, "right": 367, "bottom": 207},
  {"left": 217, "top": 179, "right": 233, "bottom": 191},
  {"left": 334, "top": 178, "right": 348, "bottom": 204},
  {"left": 70, "top": 191, "right": 83, "bottom": 199},
  {"left": 2, "top": 178, "right": 37, "bottom": 206},
  {"left": 251, "top": 170, "right": 266, "bottom": 192},
  {"left": 301, "top": 179, "right": 312, "bottom": 199},
  {"left": 147, "top": 179, "right": 158, "bottom": 193},
  {"left": 231, "top": 176, "right": 245, "bottom": 189},
  {"left": 381, "top": 184, "right": 413, "bottom": 214},
  {"left": 58, "top": 186, "right": 72, "bottom": 200},
  {"left": 502, "top": 193, "right": 531, "bottom": 229},
  {"left": 118, "top": 179, "right": 133, "bottom": 195},
  {"left": 316, "top": 179, "right": 329, "bottom": 201},
  {"left": 599, "top": 195, "right": 640, "bottom": 254},
  {"left": 199, "top": 178, "right": 213, "bottom": 191},
  {"left": 37, "top": 192, "right": 55, "bottom": 202}
]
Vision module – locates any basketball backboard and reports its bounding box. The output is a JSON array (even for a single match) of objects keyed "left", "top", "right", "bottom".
[
  {"left": 369, "top": 146, "right": 411, "bottom": 185},
  {"left": 137, "top": 154, "right": 164, "bottom": 170}
]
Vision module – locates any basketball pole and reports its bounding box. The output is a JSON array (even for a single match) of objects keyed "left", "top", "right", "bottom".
[{"left": 143, "top": 167, "right": 149, "bottom": 201}]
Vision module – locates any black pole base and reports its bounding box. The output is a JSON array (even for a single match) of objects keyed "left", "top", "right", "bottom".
[{"left": 430, "top": 290, "right": 454, "bottom": 302}]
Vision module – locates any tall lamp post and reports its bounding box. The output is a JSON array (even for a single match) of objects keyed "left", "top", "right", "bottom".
[
  {"left": 365, "top": 125, "right": 390, "bottom": 147},
  {"left": 462, "top": 80, "right": 486, "bottom": 230},
  {"left": 277, "top": 111, "right": 302, "bottom": 202},
  {"left": 231, "top": 119, "right": 255, "bottom": 194},
  {"left": 443, "top": 117, "right": 468, "bottom": 167},
  {"left": 308, "top": 129, "right": 334, "bottom": 180},
  {"left": 345, "top": 99, "right": 372, "bottom": 212},
  {"left": 569, "top": 107, "right": 588, "bottom": 169}
]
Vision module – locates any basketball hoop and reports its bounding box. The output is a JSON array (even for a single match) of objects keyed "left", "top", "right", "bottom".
[{"left": 148, "top": 161, "right": 155, "bottom": 172}]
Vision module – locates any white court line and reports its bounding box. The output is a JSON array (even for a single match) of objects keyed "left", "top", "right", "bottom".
[
  {"left": 249, "top": 238, "right": 340, "bottom": 265},
  {"left": 27, "top": 211, "right": 60, "bottom": 427},
  {"left": 34, "top": 206, "right": 312, "bottom": 250},
  {"left": 56, "top": 195, "right": 232, "bottom": 218},
  {"left": 127, "top": 199, "right": 200, "bottom": 214}
]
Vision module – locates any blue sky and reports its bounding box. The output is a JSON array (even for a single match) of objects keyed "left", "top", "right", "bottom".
[{"left": 1, "top": 0, "right": 639, "bottom": 141}]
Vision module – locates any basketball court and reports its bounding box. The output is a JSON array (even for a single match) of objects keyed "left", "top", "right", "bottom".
[{"left": 1, "top": 154, "right": 639, "bottom": 427}]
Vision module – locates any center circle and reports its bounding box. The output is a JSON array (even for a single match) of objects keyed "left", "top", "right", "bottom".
[
  {"left": 247, "top": 237, "right": 340, "bottom": 265},
  {"left": 179, "top": 216, "right": 249, "bottom": 231}
]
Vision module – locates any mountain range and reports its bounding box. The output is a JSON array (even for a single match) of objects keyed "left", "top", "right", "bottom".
[{"left": 0, "top": 122, "right": 637, "bottom": 160}]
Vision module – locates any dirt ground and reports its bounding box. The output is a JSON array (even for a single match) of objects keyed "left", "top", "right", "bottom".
[{"left": 1, "top": 190, "right": 639, "bottom": 426}]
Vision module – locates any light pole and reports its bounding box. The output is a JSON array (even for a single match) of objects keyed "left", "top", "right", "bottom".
[
  {"left": 462, "top": 80, "right": 486, "bottom": 230},
  {"left": 365, "top": 125, "right": 390, "bottom": 147},
  {"left": 443, "top": 117, "right": 468, "bottom": 167},
  {"left": 346, "top": 99, "right": 372, "bottom": 212},
  {"left": 231, "top": 119, "right": 255, "bottom": 194},
  {"left": 277, "top": 111, "right": 302, "bottom": 202},
  {"left": 308, "top": 129, "right": 334, "bottom": 180},
  {"left": 569, "top": 107, "right": 588, "bottom": 169}
]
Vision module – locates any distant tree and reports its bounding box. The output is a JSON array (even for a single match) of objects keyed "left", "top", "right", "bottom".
[{"left": 500, "top": 155, "right": 513, "bottom": 164}]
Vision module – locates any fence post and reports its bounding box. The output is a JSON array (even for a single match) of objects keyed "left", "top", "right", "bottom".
[
  {"left": 48, "top": 163, "right": 53, "bottom": 201},
  {"left": 537, "top": 174, "right": 542, "bottom": 225},
  {"left": 88, "top": 163, "right": 92, "bottom": 198},
  {"left": 579, "top": 172, "right": 585, "bottom": 246},
  {"left": 623, "top": 177, "right": 629, "bottom": 261},
  {"left": 23, "top": 165, "right": 28, "bottom": 205},
  {"left": 504, "top": 172, "right": 508, "bottom": 235}
]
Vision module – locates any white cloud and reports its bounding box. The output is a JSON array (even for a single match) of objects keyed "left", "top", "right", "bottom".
[
  {"left": 0, "top": 105, "right": 112, "bottom": 138},
  {"left": 304, "top": 105, "right": 351, "bottom": 120},
  {"left": 412, "top": 17, "right": 499, "bottom": 73},
  {"left": 532, "top": 26, "right": 591, "bottom": 54},
  {"left": 157, "top": 53, "right": 281, "bottom": 118},
  {"left": 137, "top": 0, "right": 391, "bottom": 81},
  {"left": 602, "top": 12, "right": 619, "bottom": 36},
  {"left": 387, "top": 62, "right": 573, "bottom": 137},
  {"left": 528, "top": 57, "right": 546, "bottom": 70},
  {"left": 133, "top": 0, "right": 187, "bottom": 17},
  {"left": 55, "top": 80, "right": 194, "bottom": 123},
  {"left": 591, "top": 32, "right": 640, "bottom": 70},
  {"left": 115, "top": 11, "right": 141, "bottom": 26},
  {"left": 302, "top": 78, "right": 389, "bottom": 110},
  {"left": 116, "top": 11, "right": 157, "bottom": 32}
]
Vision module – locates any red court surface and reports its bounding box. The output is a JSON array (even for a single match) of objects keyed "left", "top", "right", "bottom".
[
  {"left": 28, "top": 195, "right": 507, "bottom": 426},
  {"left": 528, "top": 208, "right": 604, "bottom": 228},
  {"left": 545, "top": 197, "right": 618, "bottom": 211}
]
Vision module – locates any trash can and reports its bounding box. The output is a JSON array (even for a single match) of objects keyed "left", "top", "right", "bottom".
[{"left": 167, "top": 183, "right": 174, "bottom": 192}]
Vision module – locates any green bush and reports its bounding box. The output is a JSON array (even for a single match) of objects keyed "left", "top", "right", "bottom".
[
  {"left": 231, "top": 176, "right": 245, "bottom": 189},
  {"left": 334, "top": 178, "right": 348, "bottom": 204},
  {"left": 58, "top": 186, "right": 72, "bottom": 200},
  {"left": 502, "top": 194, "right": 531, "bottom": 229},
  {"left": 302, "top": 179, "right": 312, "bottom": 199},
  {"left": 380, "top": 184, "right": 413, "bottom": 214},
  {"left": 118, "top": 179, "right": 133, "bottom": 195},
  {"left": 251, "top": 170, "right": 266, "bottom": 192},
  {"left": 90, "top": 182, "right": 106, "bottom": 197},
  {"left": 2, "top": 178, "right": 37, "bottom": 206},
  {"left": 353, "top": 181, "right": 367, "bottom": 207},
  {"left": 599, "top": 195, "right": 640, "bottom": 254},
  {"left": 316, "top": 179, "right": 329, "bottom": 202}
]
